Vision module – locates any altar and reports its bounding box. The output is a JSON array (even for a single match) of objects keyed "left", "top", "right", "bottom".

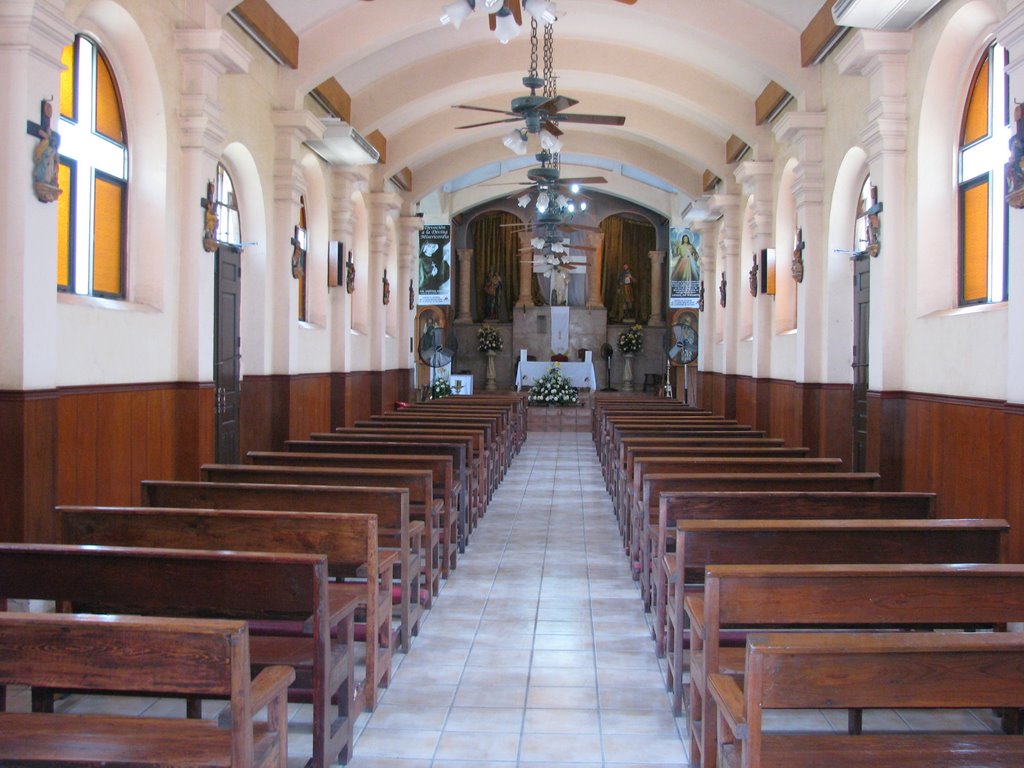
[{"left": 515, "top": 350, "right": 597, "bottom": 391}]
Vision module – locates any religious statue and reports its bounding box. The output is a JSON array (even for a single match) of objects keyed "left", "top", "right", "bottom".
[
  {"left": 719, "top": 271, "right": 727, "bottom": 308},
  {"left": 345, "top": 250, "right": 355, "bottom": 294},
  {"left": 699, "top": 280, "right": 705, "bottom": 313},
  {"left": 290, "top": 225, "right": 306, "bottom": 280},
  {"left": 201, "top": 180, "right": 218, "bottom": 253},
  {"left": 409, "top": 279, "right": 415, "bottom": 311},
  {"left": 748, "top": 253, "right": 759, "bottom": 297},
  {"left": 28, "top": 100, "right": 62, "bottom": 203},
  {"left": 1007, "top": 104, "right": 1024, "bottom": 208},
  {"left": 382, "top": 269, "right": 391, "bottom": 305},
  {"left": 482, "top": 270, "right": 504, "bottom": 320},
  {"left": 618, "top": 263, "right": 637, "bottom": 321},
  {"left": 791, "top": 227, "right": 805, "bottom": 283}
]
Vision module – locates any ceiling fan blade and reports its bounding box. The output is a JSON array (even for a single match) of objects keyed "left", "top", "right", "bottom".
[
  {"left": 541, "top": 120, "right": 563, "bottom": 137},
  {"left": 489, "top": 12, "right": 496, "bottom": 31},
  {"left": 557, "top": 176, "right": 608, "bottom": 185},
  {"left": 455, "top": 118, "right": 521, "bottom": 129},
  {"left": 564, "top": 244, "right": 597, "bottom": 251},
  {"left": 613, "top": 0, "right": 639, "bottom": 4},
  {"left": 555, "top": 113, "right": 627, "bottom": 126},
  {"left": 539, "top": 95, "right": 579, "bottom": 114},
  {"left": 509, "top": 0, "right": 523, "bottom": 25},
  {"left": 561, "top": 223, "right": 602, "bottom": 233},
  {"left": 452, "top": 104, "right": 515, "bottom": 116}
]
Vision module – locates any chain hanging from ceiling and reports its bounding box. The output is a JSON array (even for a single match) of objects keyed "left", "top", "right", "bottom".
[{"left": 542, "top": 22, "right": 559, "bottom": 172}]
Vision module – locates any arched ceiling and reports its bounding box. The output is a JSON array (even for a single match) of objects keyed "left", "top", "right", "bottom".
[{"left": 245, "top": 0, "right": 823, "bottom": 218}]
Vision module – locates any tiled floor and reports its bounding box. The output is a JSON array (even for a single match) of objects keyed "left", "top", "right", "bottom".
[{"left": 347, "top": 431, "right": 689, "bottom": 767}]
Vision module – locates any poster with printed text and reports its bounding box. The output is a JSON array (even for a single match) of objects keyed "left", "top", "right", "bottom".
[
  {"left": 417, "top": 225, "right": 452, "bottom": 306},
  {"left": 669, "top": 227, "right": 701, "bottom": 309}
]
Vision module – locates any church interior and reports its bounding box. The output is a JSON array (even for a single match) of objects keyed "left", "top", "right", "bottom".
[{"left": 3, "top": 0, "right": 1024, "bottom": 766}]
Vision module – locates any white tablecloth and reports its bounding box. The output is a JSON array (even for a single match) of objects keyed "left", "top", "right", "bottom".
[{"left": 515, "top": 358, "right": 596, "bottom": 391}]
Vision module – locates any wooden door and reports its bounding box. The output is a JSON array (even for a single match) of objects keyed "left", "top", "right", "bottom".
[
  {"left": 214, "top": 245, "right": 241, "bottom": 463},
  {"left": 852, "top": 255, "right": 870, "bottom": 472}
]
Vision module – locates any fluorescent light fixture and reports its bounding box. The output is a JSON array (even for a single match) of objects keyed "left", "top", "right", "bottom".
[
  {"left": 440, "top": 0, "right": 475, "bottom": 28},
  {"left": 524, "top": 0, "right": 558, "bottom": 24},
  {"left": 502, "top": 128, "right": 529, "bottom": 155},
  {"left": 539, "top": 129, "right": 563, "bottom": 153},
  {"left": 517, "top": 193, "right": 532, "bottom": 208},
  {"left": 494, "top": 10, "right": 521, "bottom": 43}
]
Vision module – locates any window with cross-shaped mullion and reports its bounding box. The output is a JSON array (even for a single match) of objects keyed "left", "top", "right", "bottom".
[{"left": 57, "top": 35, "right": 128, "bottom": 299}]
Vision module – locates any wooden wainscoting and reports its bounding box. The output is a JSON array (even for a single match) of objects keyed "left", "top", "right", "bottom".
[{"left": 0, "top": 390, "right": 58, "bottom": 542}]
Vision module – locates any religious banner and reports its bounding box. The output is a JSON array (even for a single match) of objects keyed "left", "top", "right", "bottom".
[
  {"left": 668, "top": 227, "right": 701, "bottom": 309},
  {"left": 417, "top": 224, "right": 452, "bottom": 306}
]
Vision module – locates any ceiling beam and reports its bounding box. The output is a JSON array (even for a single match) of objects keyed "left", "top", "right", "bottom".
[
  {"left": 702, "top": 170, "right": 721, "bottom": 193},
  {"left": 725, "top": 134, "right": 749, "bottom": 164},
  {"left": 390, "top": 167, "right": 413, "bottom": 192},
  {"left": 228, "top": 0, "right": 299, "bottom": 69},
  {"left": 311, "top": 78, "right": 352, "bottom": 122},
  {"left": 754, "top": 81, "right": 791, "bottom": 126},
  {"left": 366, "top": 130, "right": 387, "bottom": 165},
  {"left": 800, "top": 0, "right": 849, "bottom": 67}
]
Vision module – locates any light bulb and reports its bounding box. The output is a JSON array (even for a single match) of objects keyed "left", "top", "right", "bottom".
[
  {"left": 531, "top": 237, "right": 545, "bottom": 249},
  {"left": 481, "top": 0, "right": 502, "bottom": 9},
  {"left": 567, "top": 202, "right": 576, "bottom": 213},
  {"left": 536, "top": 191, "right": 550, "bottom": 213},
  {"left": 539, "top": 129, "right": 563, "bottom": 153},
  {"left": 570, "top": 183, "right": 580, "bottom": 194},
  {"left": 440, "top": 0, "right": 474, "bottom": 29},
  {"left": 580, "top": 201, "right": 588, "bottom": 211},
  {"left": 524, "top": 0, "right": 558, "bottom": 25}
]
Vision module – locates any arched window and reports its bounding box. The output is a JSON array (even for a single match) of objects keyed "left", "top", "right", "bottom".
[
  {"left": 958, "top": 42, "right": 1009, "bottom": 305},
  {"left": 57, "top": 35, "right": 129, "bottom": 298},
  {"left": 215, "top": 163, "right": 241, "bottom": 245}
]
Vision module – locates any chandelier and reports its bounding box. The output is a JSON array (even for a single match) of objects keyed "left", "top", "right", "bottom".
[{"left": 441, "top": 1, "right": 558, "bottom": 43}]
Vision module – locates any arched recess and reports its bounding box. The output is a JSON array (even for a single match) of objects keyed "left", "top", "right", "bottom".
[
  {"left": 71, "top": 0, "right": 167, "bottom": 310},
  {"left": 466, "top": 210, "right": 523, "bottom": 322},
  {"left": 774, "top": 158, "right": 798, "bottom": 333},
  {"left": 301, "top": 155, "right": 329, "bottom": 329},
  {"left": 916, "top": 0, "right": 1001, "bottom": 315},
  {"left": 826, "top": 146, "right": 869, "bottom": 383},
  {"left": 220, "top": 142, "right": 268, "bottom": 377},
  {"left": 600, "top": 211, "right": 658, "bottom": 324}
]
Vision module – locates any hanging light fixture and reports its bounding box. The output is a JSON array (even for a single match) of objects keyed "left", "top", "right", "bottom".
[
  {"left": 502, "top": 128, "right": 529, "bottom": 155},
  {"left": 523, "top": 0, "right": 559, "bottom": 24},
  {"left": 535, "top": 190, "right": 550, "bottom": 213},
  {"left": 539, "top": 128, "right": 563, "bottom": 153},
  {"left": 494, "top": 7, "right": 521, "bottom": 44},
  {"left": 517, "top": 193, "right": 532, "bottom": 208},
  {"left": 440, "top": 0, "right": 475, "bottom": 29}
]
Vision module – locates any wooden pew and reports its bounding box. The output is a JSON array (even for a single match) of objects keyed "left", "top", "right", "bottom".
[
  {"left": 601, "top": 418, "right": 754, "bottom": 471},
  {"left": 249, "top": 450, "right": 459, "bottom": 568},
  {"left": 667, "top": 517, "right": 1008, "bottom": 718},
  {"left": 636, "top": 472, "right": 880, "bottom": 609},
  {"left": 317, "top": 429, "right": 485, "bottom": 528},
  {"left": 0, "top": 612, "right": 295, "bottom": 768},
  {"left": 134, "top": 482, "right": 406, "bottom": 711},
  {"left": 201, "top": 463, "right": 443, "bottom": 598},
  {"left": 690, "top": 563, "right": 1024, "bottom": 768},
  {"left": 710, "top": 632, "right": 1024, "bottom": 768},
  {"left": 411, "top": 394, "right": 527, "bottom": 454},
  {"left": 604, "top": 428, "right": 770, "bottom": 482},
  {"left": 48, "top": 520, "right": 368, "bottom": 761},
  {"left": 653, "top": 490, "right": 936, "bottom": 662},
  {"left": 283, "top": 439, "right": 470, "bottom": 551},
  {"left": 396, "top": 404, "right": 517, "bottom": 470}
]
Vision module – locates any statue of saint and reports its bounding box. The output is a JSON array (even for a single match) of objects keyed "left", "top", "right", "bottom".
[{"left": 618, "top": 263, "right": 637, "bottom": 321}]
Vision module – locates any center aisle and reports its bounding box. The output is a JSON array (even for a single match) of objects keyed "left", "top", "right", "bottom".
[{"left": 348, "top": 431, "right": 689, "bottom": 767}]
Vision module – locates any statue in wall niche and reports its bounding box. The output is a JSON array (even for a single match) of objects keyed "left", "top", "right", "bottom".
[
  {"left": 618, "top": 263, "right": 637, "bottom": 321},
  {"left": 482, "top": 270, "right": 504, "bottom": 320}
]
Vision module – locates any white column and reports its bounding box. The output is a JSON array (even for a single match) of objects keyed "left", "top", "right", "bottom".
[
  {"left": 648, "top": 250, "right": 666, "bottom": 326},
  {"left": 773, "top": 111, "right": 827, "bottom": 384},
  {"left": 836, "top": 30, "right": 912, "bottom": 393},
  {"left": 455, "top": 248, "right": 474, "bottom": 323},
  {"left": 692, "top": 218, "right": 719, "bottom": 367},
  {"left": 586, "top": 232, "right": 605, "bottom": 308},
  {"left": 174, "top": 24, "right": 252, "bottom": 383},
  {"left": 710, "top": 194, "right": 742, "bottom": 378},
  {"left": 734, "top": 161, "right": 775, "bottom": 380},
  {"left": 398, "top": 215, "right": 424, "bottom": 370},
  {"left": 270, "top": 110, "right": 320, "bottom": 373},
  {"left": 0, "top": 0, "right": 73, "bottom": 390},
  {"left": 997, "top": 8, "right": 1024, "bottom": 405},
  {"left": 369, "top": 192, "right": 402, "bottom": 370}
]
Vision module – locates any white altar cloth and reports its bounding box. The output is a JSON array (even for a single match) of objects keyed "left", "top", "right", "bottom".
[{"left": 515, "top": 350, "right": 596, "bottom": 391}]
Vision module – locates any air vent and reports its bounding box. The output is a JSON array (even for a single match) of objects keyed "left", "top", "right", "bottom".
[
  {"left": 304, "top": 118, "right": 380, "bottom": 166},
  {"left": 832, "top": 0, "right": 943, "bottom": 30}
]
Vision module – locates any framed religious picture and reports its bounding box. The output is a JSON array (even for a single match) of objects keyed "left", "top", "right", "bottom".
[
  {"left": 668, "top": 227, "right": 701, "bottom": 309},
  {"left": 327, "top": 241, "right": 342, "bottom": 287},
  {"left": 418, "top": 225, "right": 452, "bottom": 306}
]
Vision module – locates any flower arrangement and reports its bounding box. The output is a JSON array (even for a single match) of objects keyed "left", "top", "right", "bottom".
[
  {"left": 429, "top": 377, "right": 452, "bottom": 399},
  {"left": 617, "top": 323, "right": 644, "bottom": 354},
  {"left": 478, "top": 324, "right": 503, "bottom": 353},
  {"left": 527, "top": 363, "right": 580, "bottom": 407}
]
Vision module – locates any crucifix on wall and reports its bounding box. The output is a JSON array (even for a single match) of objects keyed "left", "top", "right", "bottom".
[
  {"left": 792, "top": 227, "right": 805, "bottom": 283},
  {"left": 27, "top": 99, "right": 62, "bottom": 203}
]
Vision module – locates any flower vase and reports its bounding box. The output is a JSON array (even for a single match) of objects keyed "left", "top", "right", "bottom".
[
  {"left": 622, "top": 352, "right": 635, "bottom": 392},
  {"left": 485, "top": 350, "right": 497, "bottom": 390}
]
